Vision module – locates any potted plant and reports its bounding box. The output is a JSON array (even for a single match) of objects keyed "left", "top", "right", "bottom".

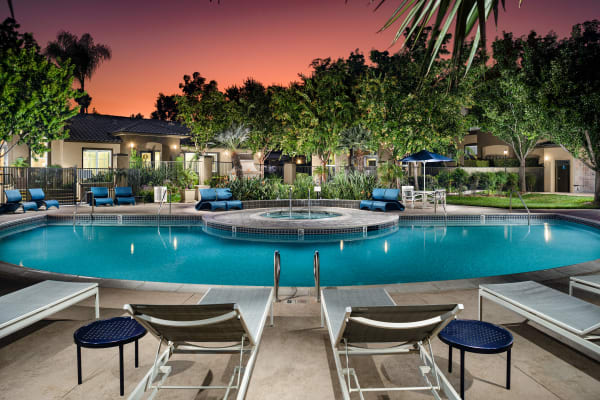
[{"left": 177, "top": 169, "right": 198, "bottom": 203}]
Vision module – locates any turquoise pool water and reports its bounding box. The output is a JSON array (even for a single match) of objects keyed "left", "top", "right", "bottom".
[{"left": 1, "top": 220, "right": 599, "bottom": 286}]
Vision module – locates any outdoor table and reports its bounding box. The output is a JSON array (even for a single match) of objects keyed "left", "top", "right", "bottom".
[
  {"left": 74, "top": 316, "right": 146, "bottom": 396},
  {"left": 438, "top": 319, "right": 513, "bottom": 399},
  {"left": 414, "top": 190, "right": 436, "bottom": 208}
]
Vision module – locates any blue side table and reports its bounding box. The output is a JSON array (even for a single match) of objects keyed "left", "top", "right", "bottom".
[
  {"left": 74, "top": 317, "right": 147, "bottom": 396},
  {"left": 438, "top": 319, "right": 513, "bottom": 399}
]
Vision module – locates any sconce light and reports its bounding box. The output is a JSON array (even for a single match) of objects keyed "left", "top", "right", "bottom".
[
  {"left": 544, "top": 155, "right": 550, "bottom": 161},
  {"left": 129, "top": 142, "right": 134, "bottom": 148},
  {"left": 172, "top": 144, "right": 177, "bottom": 150},
  {"left": 503, "top": 150, "right": 508, "bottom": 156}
]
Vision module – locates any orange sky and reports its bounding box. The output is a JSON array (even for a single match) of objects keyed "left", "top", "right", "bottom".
[{"left": 3, "top": 0, "right": 599, "bottom": 117}]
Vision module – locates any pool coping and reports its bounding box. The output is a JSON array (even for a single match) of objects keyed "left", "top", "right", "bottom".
[{"left": 1, "top": 212, "right": 599, "bottom": 294}]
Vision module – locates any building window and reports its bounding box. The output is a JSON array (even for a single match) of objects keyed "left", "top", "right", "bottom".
[
  {"left": 30, "top": 144, "right": 49, "bottom": 168},
  {"left": 464, "top": 144, "right": 477, "bottom": 159},
  {"left": 83, "top": 149, "right": 112, "bottom": 169}
]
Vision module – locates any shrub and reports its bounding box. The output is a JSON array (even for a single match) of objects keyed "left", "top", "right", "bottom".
[
  {"left": 463, "top": 159, "right": 490, "bottom": 167},
  {"left": 292, "top": 173, "right": 315, "bottom": 199},
  {"left": 436, "top": 170, "right": 452, "bottom": 192},
  {"left": 322, "top": 170, "right": 377, "bottom": 200},
  {"left": 377, "top": 162, "right": 405, "bottom": 188},
  {"left": 452, "top": 168, "right": 469, "bottom": 194},
  {"left": 506, "top": 173, "right": 519, "bottom": 192},
  {"left": 138, "top": 189, "right": 154, "bottom": 203},
  {"left": 485, "top": 172, "right": 498, "bottom": 194},
  {"left": 469, "top": 172, "right": 482, "bottom": 189},
  {"left": 495, "top": 171, "right": 508, "bottom": 192},
  {"left": 526, "top": 174, "right": 537, "bottom": 192}
]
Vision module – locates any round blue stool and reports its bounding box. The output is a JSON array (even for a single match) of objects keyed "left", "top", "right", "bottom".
[
  {"left": 438, "top": 319, "right": 513, "bottom": 399},
  {"left": 74, "top": 317, "right": 146, "bottom": 396}
]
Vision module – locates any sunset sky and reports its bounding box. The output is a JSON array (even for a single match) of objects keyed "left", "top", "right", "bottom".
[{"left": 3, "top": 0, "right": 599, "bottom": 117}]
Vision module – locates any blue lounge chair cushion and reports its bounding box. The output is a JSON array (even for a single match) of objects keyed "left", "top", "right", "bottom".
[
  {"left": 22, "top": 202, "right": 38, "bottom": 211},
  {"left": 95, "top": 198, "right": 114, "bottom": 206},
  {"left": 371, "top": 201, "right": 388, "bottom": 212},
  {"left": 383, "top": 189, "right": 399, "bottom": 201},
  {"left": 115, "top": 187, "right": 135, "bottom": 205},
  {"left": 372, "top": 188, "right": 386, "bottom": 201},
  {"left": 28, "top": 188, "right": 60, "bottom": 209},
  {"left": 226, "top": 200, "right": 243, "bottom": 210},
  {"left": 5, "top": 189, "right": 22, "bottom": 204},
  {"left": 215, "top": 188, "right": 233, "bottom": 200},
  {"left": 359, "top": 200, "right": 373, "bottom": 210},
  {"left": 199, "top": 189, "right": 217, "bottom": 201},
  {"left": 210, "top": 201, "right": 228, "bottom": 210}
]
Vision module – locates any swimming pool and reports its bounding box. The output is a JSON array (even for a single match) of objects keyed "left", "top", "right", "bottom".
[{"left": 1, "top": 218, "right": 599, "bottom": 286}]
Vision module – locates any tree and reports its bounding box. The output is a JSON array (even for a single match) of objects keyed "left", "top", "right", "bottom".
[
  {"left": 212, "top": 124, "right": 249, "bottom": 179},
  {"left": 151, "top": 93, "right": 179, "bottom": 121},
  {"left": 541, "top": 20, "right": 600, "bottom": 205},
  {"left": 338, "top": 125, "right": 375, "bottom": 171},
  {"left": 272, "top": 57, "right": 360, "bottom": 181},
  {"left": 367, "top": 0, "right": 516, "bottom": 82},
  {"left": 478, "top": 70, "right": 544, "bottom": 192},
  {"left": 177, "top": 74, "right": 234, "bottom": 155},
  {"left": 226, "top": 79, "right": 283, "bottom": 170},
  {"left": 0, "top": 46, "right": 79, "bottom": 159},
  {"left": 44, "top": 31, "right": 111, "bottom": 113},
  {"left": 0, "top": 18, "right": 38, "bottom": 54}
]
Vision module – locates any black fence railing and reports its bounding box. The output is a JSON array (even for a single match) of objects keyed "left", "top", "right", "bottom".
[{"left": 0, "top": 167, "right": 77, "bottom": 205}]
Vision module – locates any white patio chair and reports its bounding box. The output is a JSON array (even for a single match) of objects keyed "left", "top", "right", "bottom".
[
  {"left": 124, "top": 287, "right": 273, "bottom": 400},
  {"left": 321, "top": 287, "right": 463, "bottom": 400}
]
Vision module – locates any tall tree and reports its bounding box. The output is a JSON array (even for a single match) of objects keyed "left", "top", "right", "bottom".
[
  {"left": 177, "top": 74, "right": 234, "bottom": 155},
  {"left": 367, "top": 0, "right": 517, "bottom": 82},
  {"left": 44, "top": 31, "right": 111, "bottom": 113},
  {"left": 338, "top": 125, "right": 375, "bottom": 171},
  {"left": 541, "top": 20, "right": 600, "bottom": 205},
  {"left": 0, "top": 24, "right": 79, "bottom": 159},
  {"left": 151, "top": 93, "right": 179, "bottom": 121},
  {"left": 272, "top": 56, "right": 362, "bottom": 181}
]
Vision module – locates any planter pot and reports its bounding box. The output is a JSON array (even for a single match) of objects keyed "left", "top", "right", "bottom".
[{"left": 180, "top": 189, "right": 196, "bottom": 203}]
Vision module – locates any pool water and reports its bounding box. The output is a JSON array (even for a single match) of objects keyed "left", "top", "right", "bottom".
[
  {"left": 261, "top": 210, "right": 341, "bottom": 220},
  {"left": 1, "top": 221, "right": 599, "bottom": 286}
]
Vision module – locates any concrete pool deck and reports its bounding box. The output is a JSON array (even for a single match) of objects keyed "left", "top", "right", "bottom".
[{"left": 0, "top": 203, "right": 599, "bottom": 398}]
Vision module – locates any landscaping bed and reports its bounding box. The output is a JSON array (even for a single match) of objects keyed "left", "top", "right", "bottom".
[{"left": 446, "top": 194, "right": 596, "bottom": 209}]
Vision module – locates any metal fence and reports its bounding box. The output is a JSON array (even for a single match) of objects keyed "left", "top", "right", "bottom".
[{"left": 0, "top": 167, "right": 77, "bottom": 205}]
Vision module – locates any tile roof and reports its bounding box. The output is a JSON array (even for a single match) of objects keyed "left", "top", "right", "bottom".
[{"left": 65, "top": 114, "right": 190, "bottom": 143}]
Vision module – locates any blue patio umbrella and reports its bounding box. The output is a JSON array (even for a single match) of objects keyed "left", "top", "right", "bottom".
[{"left": 400, "top": 150, "right": 453, "bottom": 191}]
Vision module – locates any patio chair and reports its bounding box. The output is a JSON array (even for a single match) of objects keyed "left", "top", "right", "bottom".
[
  {"left": 570, "top": 274, "right": 600, "bottom": 296},
  {"left": 401, "top": 185, "right": 422, "bottom": 208},
  {"left": 124, "top": 287, "right": 274, "bottom": 400},
  {"left": 89, "top": 187, "right": 114, "bottom": 206},
  {"left": 321, "top": 287, "right": 463, "bottom": 400},
  {"left": 0, "top": 189, "right": 38, "bottom": 214},
  {"left": 479, "top": 281, "right": 600, "bottom": 362},
  {"left": 28, "top": 188, "right": 60, "bottom": 210},
  {"left": 195, "top": 188, "right": 243, "bottom": 211},
  {"left": 0, "top": 280, "right": 99, "bottom": 339},
  {"left": 359, "top": 188, "right": 405, "bottom": 212},
  {"left": 114, "top": 186, "right": 136, "bottom": 205}
]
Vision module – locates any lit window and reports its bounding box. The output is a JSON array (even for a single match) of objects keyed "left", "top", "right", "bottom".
[
  {"left": 464, "top": 144, "right": 477, "bottom": 158},
  {"left": 83, "top": 149, "right": 112, "bottom": 168},
  {"left": 30, "top": 144, "right": 49, "bottom": 168}
]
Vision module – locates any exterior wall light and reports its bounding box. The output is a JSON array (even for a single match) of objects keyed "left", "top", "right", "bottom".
[
  {"left": 172, "top": 144, "right": 177, "bottom": 150},
  {"left": 544, "top": 155, "right": 550, "bottom": 161}
]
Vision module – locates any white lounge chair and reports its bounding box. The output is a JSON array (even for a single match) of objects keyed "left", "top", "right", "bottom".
[
  {"left": 0, "top": 280, "right": 99, "bottom": 339},
  {"left": 479, "top": 281, "right": 600, "bottom": 362},
  {"left": 321, "top": 287, "right": 463, "bottom": 400},
  {"left": 570, "top": 274, "right": 600, "bottom": 296},
  {"left": 124, "top": 287, "right": 273, "bottom": 400}
]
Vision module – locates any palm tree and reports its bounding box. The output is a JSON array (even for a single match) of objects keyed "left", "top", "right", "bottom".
[
  {"left": 339, "top": 125, "right": 373, "bottom": 172},
  {"left": 366, "top": 0, "right": 517, "bottom": 79},
  {"left": 44, "top": 31, "right": 111, "bottom": 113},
  {"left": 213, "top": 124, "right": 250, "bottom": 179}
]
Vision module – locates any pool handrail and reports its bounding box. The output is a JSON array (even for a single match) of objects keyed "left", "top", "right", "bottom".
[
  {"left": 274, "top": 250, "right": 281, "bottom": 302},
  {"left": 509, "top": 190, "right": 530, "bottom": 225},
  {"left": 314, "top": 250, "right": 320, "bottom": 303}
]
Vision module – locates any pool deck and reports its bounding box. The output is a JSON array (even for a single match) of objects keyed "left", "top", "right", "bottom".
[{"left": 1, "top": 203, "right": 599, "bottom": 399}]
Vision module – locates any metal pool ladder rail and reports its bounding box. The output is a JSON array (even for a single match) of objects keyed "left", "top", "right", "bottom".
[
  {"left": 314, "top": 250, "right": 320, "bottom": 303},
  {"left": 274, "top": 250, "right": 281, "bottom": 302},
  {"left": 509, "top": 190, "right": 530, "bottom": 226},
  {"left": 157, "top": 188, "right": 171, "bottom": 226}
]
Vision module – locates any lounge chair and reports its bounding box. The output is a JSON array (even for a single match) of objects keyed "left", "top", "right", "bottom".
[
  {"left": 195, "top": 188, "right": 243, "bottom": 211},
  {"left": 0, "top": 189, "right": 38, "bottom": 214},
  {"left": 89, "top": 187, "right": 114, "bottom": 206},
  {"left": 479, "top": 281, "right": 600, "bottom": 362},
  {"left": 359, "top": 188, "right": 405, "bottom": 212},
  {"left": 570, "top": 274, "right": 600, "bottom": 296},
  {"left": 28, "top": 188, "right": 60, "bottom": 210},
  {"left": 124, "top": 287, "right": 273, "bottom": 400},
  {"left": 114, "top": 186, "right": 136, "bottom": 205},
  {"left": 321, "top": 287, "right": 463, "bottom": 400},
  {"left": 0, "top": 280, "right": 99, "bottom": 339}
]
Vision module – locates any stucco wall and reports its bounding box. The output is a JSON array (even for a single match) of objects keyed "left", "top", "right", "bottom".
[{"left": 51, "top": 141, "right": 121, "bottom": 168}]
